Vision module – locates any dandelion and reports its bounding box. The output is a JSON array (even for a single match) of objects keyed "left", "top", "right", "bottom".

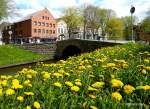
[
  {"left": 89, "top": 94, "right": 96, "bottom": 99},
  {"left": 0, "top": 88, "right": 3, "bottom": 96},
  {"left": 136, "top": 85, "right": 150, "bottom": 91},
  {"left": 88, "top": 86, "right": 98, "bottom": 91},
  {"left": 17, "top": 96, "right": 24, "bottom": 102},
  {"left": 65, "top": 81, "right": 73, "bottom": 87},
  {"left": 71, "top": 86, "right": 80, "bottom": 92},
  {"left": 75, "top": 81, "right": 82, "bottom": 86},
  {"left": 1, "top": 80, "right": 7, "bottom": 86},
  {"left": 43, "top": 72, "right": 51, "bottom": 79},
  {"left": 124, "top": 85, "right": 135, "bottom": 94},
  {"left": 91, "top": 82, "right": 105, "bottom": 88},
  {"left": 26, "top": 74, "right": 32, "bottom": 79},
  {"left": 6, "top": 88, "right": 15, "bottom": 96},
  {"left": 144, "top": 59, "right": 149, "bottom": 64},
  {"left": 33, "top": 101, "right": 40, "bottom": 109},
  {"left": 53, "top": 73, "right": 63, "bottom": 78},
  {"left": 112, "top": 92, "right": 122, "bottom": 101},
  {"left": 111, "top": 79, "right": 124, "bottom": 88},
  {"left": 25, "top": 106, "right": 31, "bottom": 109},
  {"left": 24, "top": 92, "right": 34, "bottom": 96},
  {"left": 53, "top": 82, "right": 62, "bottom": 88},
  {"left": 12, "top": 79, "right": 23, "bottom": 89},
  {"left": 141, "top": 69, "right": 147, "bottom": 74},
  {"left": 90, "top": 106, "right": 98, "bottom": 109}
]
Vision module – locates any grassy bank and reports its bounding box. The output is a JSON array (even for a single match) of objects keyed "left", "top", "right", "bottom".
[
  {"left": 0, "top": 45, "right": 48, "bottom": 66},
  {"left": 0, "top": 43, "right": 150, "bottom": 109}
]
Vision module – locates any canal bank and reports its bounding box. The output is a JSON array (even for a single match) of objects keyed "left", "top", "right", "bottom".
[{"left": 0, "top": 58, "right": 57, "bottom": 75}]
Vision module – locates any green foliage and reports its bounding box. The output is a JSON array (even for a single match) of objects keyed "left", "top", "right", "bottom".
[
  {"left": 106, "top": 18, "right": 124, "bottom": 39},
  {"left": 141, "top": 16, "right": 150, "bottom": 34},
  {"left": 62, "top": 7, "right": 82, "bottom": 38},
  {"left": 0, "top": 45, "right": 48, "bottom": 66},
  {"left": 0, "top": 0, "right": 8, "bottom": 20}
]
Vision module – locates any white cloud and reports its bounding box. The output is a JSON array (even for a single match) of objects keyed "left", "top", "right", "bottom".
[{"left": 10, "top": 0, "right": 150, "bottom": 22}]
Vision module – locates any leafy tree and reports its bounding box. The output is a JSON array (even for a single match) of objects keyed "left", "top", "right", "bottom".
[
  {"left": 121, "top": 16, "right": 138, "bottom": 40},
  {"left": 62, "top": 7, "right": 82, "bottom": 38},
  {"left": 97, "top": 8, "right": 116, "bottom": 37},
  {"left": 82, "top": 5, "right": 100, "bottom": 39},
  {"left": 106, "top": 18, "right": 124, "bottom": 39},
  {"left": 0, "top": 0, "right": 16, "bottom": 21}
]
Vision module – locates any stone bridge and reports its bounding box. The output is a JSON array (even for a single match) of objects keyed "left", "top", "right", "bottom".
[{"left": 55, "top": 39, "right": 121, "bottom": 59}]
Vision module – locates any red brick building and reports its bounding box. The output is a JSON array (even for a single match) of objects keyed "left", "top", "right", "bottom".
[{"left": 2, "top": 8, "right": 57, "bottom": 44}]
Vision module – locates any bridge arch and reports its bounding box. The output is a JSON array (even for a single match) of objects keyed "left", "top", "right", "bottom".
[{"left": 62, "top": 45, "right": 81, "bottom": 58}]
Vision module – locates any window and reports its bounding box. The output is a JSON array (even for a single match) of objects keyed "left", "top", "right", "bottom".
[
  {"left": 42, "top": 22, "right": 45, "bottom": 26},
  {"left": 50, "top": 23, "right": 52, "bottom": 27},
  {"left": 34, "top": 29, "right": 37, "bottom": 33},
  {"left": 42, "top": 29, "right": 45, "bottom": 33},
  {"left": 42, "top": 16, "right": 44, "bottom": 19},
  {"left": 46, "top": 23, "right": 49, "bottom": 27},
  {"left": 38, "top": 29, "right": 41, "bottom": 33},
  {"left": 50, "top": 30, "right": 52, "bottom": 34},
  {"left": 38, "top": 22, "right": 41, "bottom": 26},
  {"left": 47, "top": 17, "right": 49, "bottom": 20},
  {"left": 33, "top": 21, "right": 37, "bottom": 26},
  {"left": 46, "top": 30, "right": 49, "bottom": 34},
  {"left": 45, "top": 16, "right": 47, "bottom": 20},
  {"left": 53, "top": 24, "right": 55, "bottom": 28},
  {"left": 53, "top": 30, "right": 55, "bottom": 34}
]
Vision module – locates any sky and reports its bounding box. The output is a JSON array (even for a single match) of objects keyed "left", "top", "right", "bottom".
[{"left": 9, "top": 0, "right": 150, "bottom": 22}]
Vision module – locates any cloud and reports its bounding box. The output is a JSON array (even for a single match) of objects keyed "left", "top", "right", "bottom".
[{"left": 10, "top": 0, "right": 150, "bottom": 22}]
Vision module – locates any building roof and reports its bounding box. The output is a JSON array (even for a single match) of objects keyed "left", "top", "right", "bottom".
[{"left": 14, "top": 8, "right": 55, "bottom": 23}]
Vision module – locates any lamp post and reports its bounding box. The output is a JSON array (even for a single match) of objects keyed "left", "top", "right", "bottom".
[{"left": 130, "top": 5, "right": 135, "bottom": 41}]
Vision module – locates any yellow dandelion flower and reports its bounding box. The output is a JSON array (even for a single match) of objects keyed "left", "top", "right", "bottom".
[
  {"left": 124, "top": 85, "right": 135, "bottom": 94},
  {"left": 17, "top": 96, "right": 24, "bottom": 102},
  {"left": 111, "top": 79, "right": 124, "bottom": 88},
  {"left": 142, "top": 85, "right": 150, "bottom": 90},
  {"left": 0, "top": 88, "right": 3, "bottom": 96},
  {"left": 112, "top": 92, "right": 122, "bottom": 101},
  {"left": 75, "top": 81, "right": 82, "bottom": 86},
  {"left": 24, "top": 92, "right": 34, "bottom": 96},
  {"left": 141, "top": 69, "right": 147, "bottom": 74},
  {"left": 33, "top": 101, "right": 40, "bottom": 109},
  {"left": 25, "top": 106, "right": 31, "bottom": 109},
  {"left": 6, "top": 88, "right": 15, "bottom": 96},
  {"left": 53, "top": 82, "right": 62, "bottom": 88},
  {"left": 2, "top": 80, "right": 7, "bottom": 86},
  {"left": 106, "top": 63, "right": 116, "bottom": 68},
  {"left": 91, "top": 82, "right": 105, "bottom": 88},
  {"left": 65, "top": 81, "right": 73, "bottom": 87},
  {"left": 53, "top": 73, "right": 63, "bottom": 78},
  {"left": 75, "top": 79, "right": 81, "bottom": 82},
  {"left": 43, "top": 72, "right": 51, "bottom": 79},
  {"left": 71, "top": 86, "right": 80, "bottom": 92},
  {"left": 89, "top": 94, "right": 96, "bottom": 99},
  {"left": 144, "top": 59, "right": 149, "bottom": 64},
  {"left": 26, "top": 74, "right": 32, "bottom": 79},
  {"left": 88, "top": 86, "right": 98, "bottom": 91},
  {"left": 90, "top": 106, "right": 98, "bottom": 109}
]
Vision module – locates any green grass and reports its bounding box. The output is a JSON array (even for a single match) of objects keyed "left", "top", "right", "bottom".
[{"left": 0, "top": 45, "right": 48, "bottom": 66}]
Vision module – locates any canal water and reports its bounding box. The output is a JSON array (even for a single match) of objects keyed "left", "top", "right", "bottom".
[{"left": 0, "top": 60, "right": 56, "bottom": 75}]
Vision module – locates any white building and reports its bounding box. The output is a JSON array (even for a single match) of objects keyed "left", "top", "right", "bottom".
[
  {"left": 56, "top": 19, "right": 107, "bottom": 41},
  {"left": 56, "top": 19, "right": 68, "bottom": 40}
]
